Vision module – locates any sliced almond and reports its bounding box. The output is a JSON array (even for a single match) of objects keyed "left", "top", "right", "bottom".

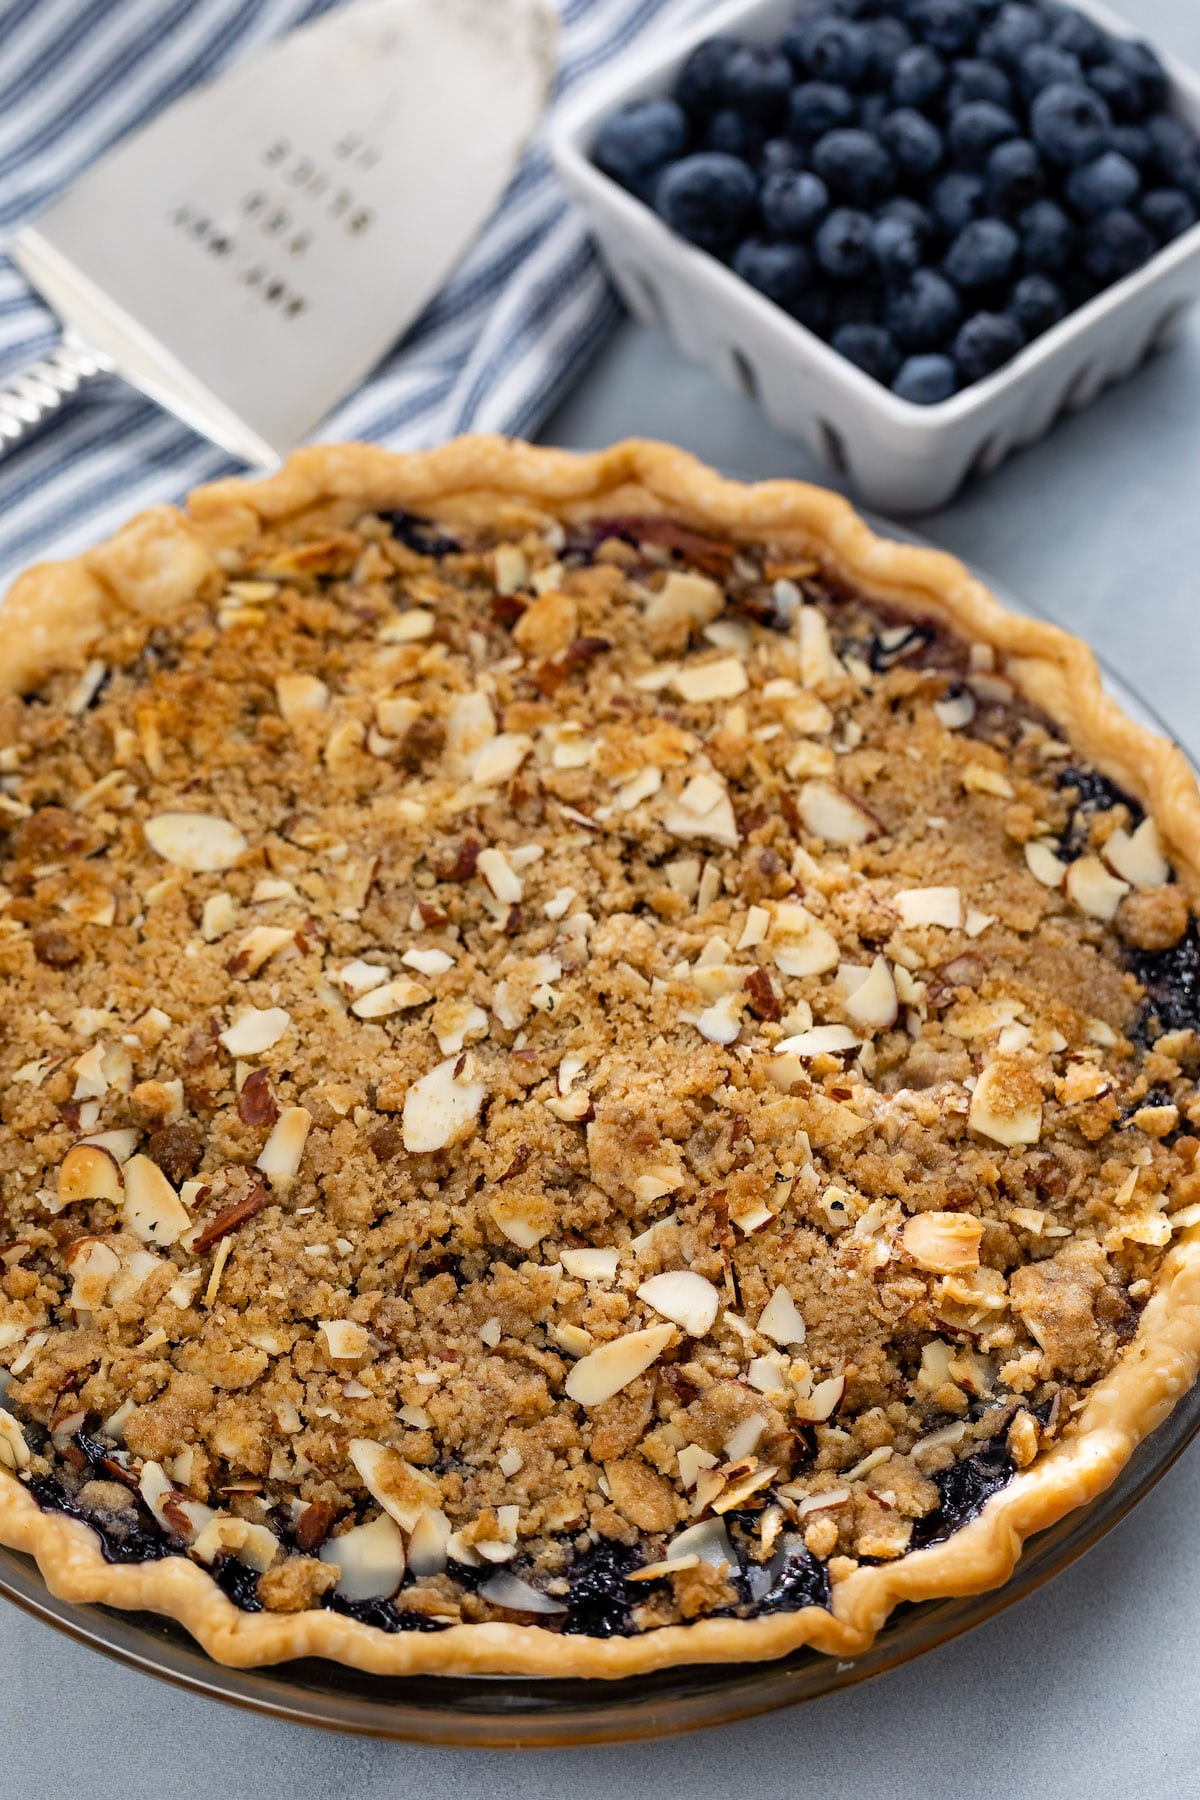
[
  {"left": 256, "top": 1106, "right": 312, "bottom": 1189},
  {"left": 797, "top": 780, "right": 877, "bottom": 847},
  {"left": 489, "top": 1191, "right": 555, "bottom": 1250},
  {"left": 230, "top": 925, "right": 296, "bottom": 976},
  {"left": 792, "top": 1372, "right": 845, "bottom": 1423},
  {"left": 144, "top": 812, "right": 247, "bottom": 873},
  {"left": 351, "top": 978, "right": 431, "bottom": 1019},
  {"left": 895, "top": 886, "right": 962, "bottom": 929},
  {"left": 275, "top": 673, "right": 329, "bottom": 724},
  {"left": 472, "top": 1571, "right": 563, "bottom": 1614},
  {"left": 771, "top": 901, "right": 840, "bottom": 977},
  {"left": 402, "top": 1056, "right": 487, "bottom": 1153},
  {"left": 843, "top": 955, "right": 898, "bottom": 1031},
  {"left": 65, "top": 1236, "right": 121, "bottom": 1310},
  {"left": 969, "top": 1060, "right": 1042, "bottom": 1148},
  {"left": 662, "top": 775, "right": 739, "bottom": 849},
  {"left": 122, "top": 1154, "right": 191, "bottom": 1245},
  {"left": 191, "top": 1516, "right": 279, "bottom": 1573},
  {"left": 636, "top": 1270, "right": 720, "bottom": 1337},
  {"left": 407, "top": 1507, "right": 452, "bottom": 1577},
  {"left": 402, "top": 947, "right": 455, "bottom": 977},
  {"left": 672, "top": 657, "right": 748, "bottom": 704},
  {"left": 560, "top": 1247, "right": 618, "bottom": 1282},
  {"left": 348, "top": 1439, "right": 440, "bottom": 1533},
  {"left": 445, "top": 690, "right": 496, "bottom": 772},
  {"left": 218, "top": 1006, "right": 290, "bottom": 1057},
  {"left": 774, "top": 1024, "right": 859, "bottom": 1058},
  {"left": 319, "top": 1514, "right": 405, "bottom": 1601},
  {"left": 933, "top": 690, "right": 976, "bottom": 730},
  {"left": 1065, "top": 853, "right": 1130, "bottom": 922},
  {"left": 1025, "top": 839, "right": 1068, "bottom": 888},
  {"left": 476, "top": 847, "right": 522, "bottom": 904},
  {"left": 797, "top": 607, "right": 839, "bottom": 687},
  {"left": 473, "top": 732, "right": 532, "bottom": 788},
  {"left": 757, "top": 1285, "right": 807, "bottom": 1347},
  {"left": 643, "top": 569, "right": 723, "bottom": 632},
  {"left": 899, "top": 1212, "right": 983, "bottom": 1273},
  {"left": 963, "top": 762, "right": 1014, "bottom": 799},
  {"left": 1103, "top": 817, "right": 1169, "bottom": 890},
  {"left": 0, "top": 1409, "right": 31, "bottom": 1473},
  {"left": 58, "top": 1143, "right": 122, "bottom": 1206},
  {"left": 319, "top": 1320, "right": 371, "bottom": 1360},
  {"left": 565, "top": 1324, "right": 674, "bottom": 1407}
]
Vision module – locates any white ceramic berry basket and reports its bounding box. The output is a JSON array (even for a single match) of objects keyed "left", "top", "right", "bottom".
[{"left": 550, "top": 0, "right": 1200, "bottom": 513}]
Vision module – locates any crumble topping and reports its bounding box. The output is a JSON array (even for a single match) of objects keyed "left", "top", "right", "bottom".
[{"left": 0, "top": 500, "right": 1197, "bottom": 1636}]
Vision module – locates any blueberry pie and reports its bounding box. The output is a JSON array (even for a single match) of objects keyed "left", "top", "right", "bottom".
[{"left": 1, "top": 439, "right": 1199, "bottom": 1676}]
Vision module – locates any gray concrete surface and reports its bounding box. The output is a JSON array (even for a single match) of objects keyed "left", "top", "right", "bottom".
[{"left": 4, "top": 0, "right": 1200, "bottom": 1791}]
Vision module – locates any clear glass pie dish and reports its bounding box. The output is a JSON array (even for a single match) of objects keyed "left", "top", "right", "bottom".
[{"left": 1, "top": 525, "right": 1195, "bottom": 1747}]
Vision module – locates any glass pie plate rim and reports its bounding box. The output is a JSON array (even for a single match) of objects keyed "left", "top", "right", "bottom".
[{"left": 0, "top": 513, "right": 1195, "bottom": 1748}]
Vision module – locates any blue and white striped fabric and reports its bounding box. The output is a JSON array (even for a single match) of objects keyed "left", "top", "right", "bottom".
[{"left": 0, "top": 0, "right": 703, "bottom": 592}]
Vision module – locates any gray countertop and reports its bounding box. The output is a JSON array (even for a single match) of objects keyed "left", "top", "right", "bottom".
[{"left": 6, "top": 1, "right": 1200, "bottom": 1790}]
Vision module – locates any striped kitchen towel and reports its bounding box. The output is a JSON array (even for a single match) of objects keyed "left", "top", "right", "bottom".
[{"left": 0, "top": 0, "right": 707, "bottom": 591}]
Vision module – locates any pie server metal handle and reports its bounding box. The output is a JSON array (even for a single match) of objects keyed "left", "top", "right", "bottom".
[{"left": 0, "top": 333, "right": 115, "bottom": 458}]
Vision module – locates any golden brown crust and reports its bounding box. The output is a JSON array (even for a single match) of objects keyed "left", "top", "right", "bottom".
[{"left": 3, "top": 433, "right": 1200, "bottom": 1678}]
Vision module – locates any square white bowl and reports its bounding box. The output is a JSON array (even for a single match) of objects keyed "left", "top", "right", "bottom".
[{"left": 550, "top": 0, "right": 1200, "bottom": 513}]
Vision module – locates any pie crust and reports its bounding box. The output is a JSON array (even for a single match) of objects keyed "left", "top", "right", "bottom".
[{"left": 1, "top": 435, "right": 1199, "bottom": 1679}]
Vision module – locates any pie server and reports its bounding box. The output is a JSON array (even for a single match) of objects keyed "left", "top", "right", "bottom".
[{"left": 0, "top": 0, "right": 558, "bottom": 468}]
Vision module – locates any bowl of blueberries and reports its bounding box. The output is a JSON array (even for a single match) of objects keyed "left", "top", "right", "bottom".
[{"left": 550, "top": 0, "right": 1200, "bottom": 510}]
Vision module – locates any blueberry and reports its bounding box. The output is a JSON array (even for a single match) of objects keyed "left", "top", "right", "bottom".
[
  {"left": 872, "top": 212, "right": 926, "bottom": 281},
  {"left": 814, "top": 206, "right": 875, "bottom": 279},
  {"left": 887, "top": 267, "right": 962, "bottom": 348},
  {"left": 892, "top": 45, "right": 947, "bottom": 110},
  {"left": 1147, "top": 114, "right": 1200, "bottom": 197},
  {"left": 1016, "top": 43, "right": 1082, "bottom": 99},
  {"left": 720, "top": 45, "right": 794, "bottom": 126},
  {"left": 1019, "top": 197, "right": 1077, "bottom": 270},
  {"left": 1048, "top": 7, "right": 1109, "bottom": 66},
  {"left": 794, "top": 279, "right": 836, "bottom": 334},
  {"left": 733, "top": 236, "right": 815, "bottom": 307},
  {"left": 946, "top": 58, "right": 1015, "bottom": 111},
  {"left": 1010, "top": 271, "right": 1067, "bottom": 333},
  {"left": 811, "top": 128, "right": 897, "bottom": 204},
  {"left": 1087, "top": 60, "right": 1146, "bottom": 124},
  {"left": 986, "top": 137, "right": 1044, "bottom": 210},
  {"left": 858, "top": 92, "right": 890, "bottom": 135},
  {"left": 1109, "top": 124, "right": 1153, "bottom": 168},
  {"left": 655, "top": 153, "right": 758, "bottom": 252},
  {"left": 1142, "top": 187, "right": 1199, "bottom": 242},
  {"left": 704, "top": 110, "right": 766, "bottom": 161},
  {"left": 1081, "top": 206, "right": 1157, "bottom": 282},
  {"left": 830, "top": 281, "right": 885, "bottom": 330},
  {"left": 948, "top": 100, "right": 1020, "bottom": 169},
  {"left": 594, "top": 99, "right": 688, "bottom": 195},
  {"left": 892, "top": 352, "right": 958, "bottom": 401},
  {"left": 978, "top": 3, "right": 1046, "bottom": 67},
  {"left": 675, "top": 35, "right": 739, "bottom": 118},
  {"left": 1110, "top": 38, "right": 1168, "bottom": 113},
  {"left": 832, "top": 322, "right": 902, "bottom": 383},
  {"left": 867, "top": 16, "right": 915, "bottom": 79},
  {"left": 760, "top": 137, "right": 806, "bottom": 176},
  {"left": 762, "top": 168, "right": 831, "bottom": 238},
  {"left": 1065, "top": 150, "right": 1140, "bottom": 216},
  {"left": 953, "top": 309, "right": 1024, "bottom": 380},
  {"left": 1030, "top": 81, "right": 1111, "bottom": 165},
  {"left": 880, "top": 107, "right": 945, "bottom": 176},
  {"left": 905, "top": 0, "right": 981, "bottom": 57},
  {"left": 793, "top": 15, "right": 873, "bottom": 87},
  {"left": 787, "top": 81, "right": 857, "bottom": 142},
  {"left": 932, "top": 170, "right": 988, "bottom": 233},
  {"left": 881, "top": 196, "right": 936, "bottom": 235},
  {"left": 944, "top": 215, "right": 1020, "bottom": 285}
]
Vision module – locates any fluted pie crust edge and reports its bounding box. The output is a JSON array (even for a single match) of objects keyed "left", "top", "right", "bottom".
[{"left": 1, "top": 435, "right": 1198, "bottom": 1679}]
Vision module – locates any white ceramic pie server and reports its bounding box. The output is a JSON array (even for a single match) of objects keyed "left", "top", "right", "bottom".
[{"left": 1, "top": 0, "right": 558, "bottom": 467}]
